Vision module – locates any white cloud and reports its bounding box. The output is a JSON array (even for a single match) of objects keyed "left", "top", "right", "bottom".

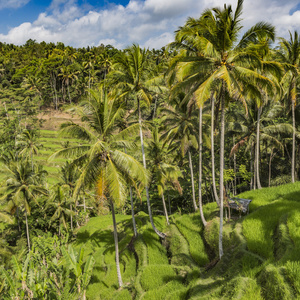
[
  {"left": 0, "top": 0, "right": 298, "bottom": 49},
  {"left": 0, "top": 0, "right": 30, "bottom": 9}
]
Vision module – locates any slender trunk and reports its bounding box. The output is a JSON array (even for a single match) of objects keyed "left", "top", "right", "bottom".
[
  {"left": 124, "top": 146, "right": 138, "bottom": 237},
  {"left": 110, "top": 201, "right": 123, "bottom": 288},
  {"left": 256, "top": 106, "right": 262, "bottom": 189},
  {"left": 292, "top": 96, "right": 296, "bottom": 183},
  {"left": 130, "top": 187, "right": 138, "bottom": 237},
  {"left": 17, "top": 208, "right": 21, "bottom": 232},
  {"left": 67, "top": 83, "right": 71, "bottom": 104},
  {"left": 199, "top": 106, "right": 207, "bottom": 227},
  {"left": 250, "top": 143, "right": 253, "bottom": 190},
  {"left": 188, "top": 149, "right": 198, "bottom": 211},
  {"left": 233, "top": 136, "right": 237, "bottom": 196},
  {"left": 219, "top": 84, "right": 225, "bottom": 259},
  {"left": 161, "top": 193, "right": 170, "bottom": 225},
  {"left": 138, "top": 99, "right": 165, "bottom": 238},
  {"left": 25, "top": 210, "right": 31, "bottom": 251},
  {"left": 269, "top": 148, "right": 273, "bottom": 187},
  {"left": 211, "top": 95, "right": 220, "bottom": 205},
  {"left": 152, "top": 97, "right": 158, "bottom": 120}
]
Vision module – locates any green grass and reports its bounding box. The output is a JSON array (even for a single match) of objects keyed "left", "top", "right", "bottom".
[
  {"left": 174, "top": 213, "right": 209, "bottom": 266},
  {"left": 59, "top": 182, "right": 300, "bottom": 299}
]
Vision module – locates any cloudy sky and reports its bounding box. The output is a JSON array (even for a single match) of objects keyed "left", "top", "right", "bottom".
[{"left": 0, "top": 0, "right": 299, "bottom": 49}]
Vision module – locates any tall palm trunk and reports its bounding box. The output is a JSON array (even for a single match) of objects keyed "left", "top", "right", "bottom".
[
  {"left": 211, "top": 95, "right": 220, "bottom": 205},
  {"left": 250, "top": 143, "right": 254, "bottom": 190},
  {"left": 219, "top": 86, "right": 225, "bottom": 259},
  {"left": 110, "top": 200, "right": 123, "bottom": 288},
  {"left": 138, "top": 100, "right": 165, "bottom": 238},
  {"left": 161, "top": 193, "right": 170, "bottom": 225},
  {"left": 233, "top": 136, "right": 237, "bottom": 196},
  {"left": 256, "top": 106, "right": 262, "bottom": 189},
  {"left": 25, "top": 210, "right": 31, "bottom": 251},
  {"left": 269, "top": 148, "right": 274, "bottom": 187},
  {"left": 292, "top": 93, "right": 296, "bottom": 183},
  {"left": 199, "top": 106, "right": 207, "bottom": 227},
  {"left": 188, "top": 149, "right": 198, "bottom": 211},
  {"left": 124, "top": 146, "right": 138, "bottom": 237},
  {"left": 130, "top": 187, "right": 138, "bottom": 237}
]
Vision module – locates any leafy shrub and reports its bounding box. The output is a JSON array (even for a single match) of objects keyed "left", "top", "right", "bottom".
[{"left": 140, "top": 265, "right": 177, "bottom": 291}]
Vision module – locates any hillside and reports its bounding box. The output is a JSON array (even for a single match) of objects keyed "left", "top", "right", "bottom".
[{"left": 74, "top": 182, "right": 300, "bottom": 299}]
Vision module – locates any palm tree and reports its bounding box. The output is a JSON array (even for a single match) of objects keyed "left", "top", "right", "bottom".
[
  {"left": 169, "top": 0, "right": 276, "bottom": 258},
  {"left": 161, "top": 93, "right": 199, "bottom": 212},
  {"left": 278, "top": 31, "right": 300, "bottom": 183},
  {"left": 46, "top": 185, "right": 73, "bottom": 236},
  {"left": 17, "top": 129, "right": 41, "bottom": 171},
  {"left": 147, "top": 125, "right": 182, "bottom": 225},
  {"left": 50, "top": 89, "right": 148, "bottom": 287},
  {"left": 0, "top": 159, "right": 47, "bottom": 251},
  {"left": 108, "top": 44, "right": 166, "bottom": 238}
]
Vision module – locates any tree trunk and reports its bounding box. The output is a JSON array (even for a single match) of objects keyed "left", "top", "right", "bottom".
[
  {"left": 138, "top": 99, "right": 165, "bottom": 238},
  {"left": 256, "top": 106, "right": 262, "bottom": 189},
  {"left": 269, "top": 148, "right": 273, "bottom": 187},
  {"left": 161, "top": 193, "right": 170, "bottom": 225},
  {"left": 211, "top": 95, "right": 220, "bottom": 205},
  {"left": 188, "top": 149, "right": 198, "bottom": 211},
  {"left": 110, "top": 200, "right": 123, "bottom": 288},
  {"left": 292, "top": 96, "right": 296, "bottom": 183},
  {"left": 199, "top": 106, "right": 207, "bottom": 227},
  {"left": 250, "top": 143, "right": 254, "bottom": 190},
  {"left": 219, "top": 85, "right": 225, "bottom": 259},
  {"left": 25, "top": 210, "right": 31, "bottom": 251},
  {"left": 130, "top": 187, "right": 138, "bottom": 237},
  {"left": 233, "top": 136, "right": 237, "bottom": 196}
]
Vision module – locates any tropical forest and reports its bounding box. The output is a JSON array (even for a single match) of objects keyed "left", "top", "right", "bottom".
[{"left": 1, "top": 0, "right": 300, "bottom": 299}]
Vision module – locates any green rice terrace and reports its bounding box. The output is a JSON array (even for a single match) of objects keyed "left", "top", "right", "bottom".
[{"left": 71, "top": 182, "right": 300, "bottom": 299}]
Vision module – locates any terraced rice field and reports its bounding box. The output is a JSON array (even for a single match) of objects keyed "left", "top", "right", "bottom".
[{"left": 73, "top": 182, "right": 300, "bottom": 299}]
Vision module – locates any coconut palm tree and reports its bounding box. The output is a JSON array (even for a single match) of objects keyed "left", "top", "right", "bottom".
[
  {"left": 46, "top": 184, "right": 73, "bottom": 236},
  {"left": 108, "top": 44, "right": 166, "bottom": 238},
  {"left": 147, "top": 125, "right": 182, "bottom": 225},
  {"left": 49, "top": 89, "right": 148, "bottom": 287},
  {"left": 17, "top": 129, "right": 41, "bottom": 171},
  {"left": 161, "top": 93, "right": 199, "bottom": 211},
  {"left": 169, "top": 0, "right": 276, "bottom": 258},
  {"left": 278, "top": 31, "right": 300, "bottom": 183},
  {"left": 0, "top": 159, "right": 48, "bottom": 251}
]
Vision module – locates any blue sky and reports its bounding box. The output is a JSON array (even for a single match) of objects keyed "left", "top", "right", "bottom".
[{"left": 0, "top": 0, "right": 299, "bottom": 49}]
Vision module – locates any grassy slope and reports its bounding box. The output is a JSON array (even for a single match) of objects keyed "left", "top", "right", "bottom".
[{"left": 74, "top": 182, "right": 300, "bottom": 300}]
